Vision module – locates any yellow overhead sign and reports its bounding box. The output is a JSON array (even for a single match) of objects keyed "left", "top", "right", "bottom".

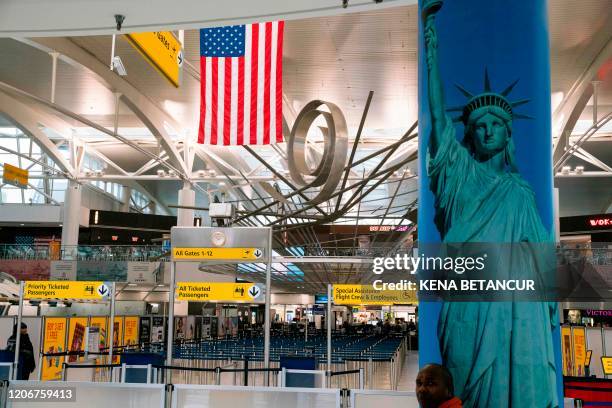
[
  {"left": 333, "top": 284, "right": 417, "bottom": 305},
  {"left": 24, "top": 281, "right": 111, "bottom": 300},
  {"left": 126, "top": 31, "right": 183, "bottom": 87},
  {"left": 602, "top": 357, "right": 612, "bottom": 375},
  {"left": 176, "top": 282, "right": 264, "bottom": 302},
  {"left": 172, "top": 247, "right": 263, "bottom": 261},
  {"left": 2, "top": 163, "right": 28, "bottom": 188}
]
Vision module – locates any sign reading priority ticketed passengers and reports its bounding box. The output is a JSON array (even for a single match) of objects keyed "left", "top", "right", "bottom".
[
  {"left": 172, "top": 247, "right": 263, "bottom": 261},
  {"left": 333, "top": 284, "right": 417, "bottom": 305},
  {"left": 176, "top": 282, "right": 265, "bottom": 302},
  {"left": 24, "top": 281, "right": 110, "bottom": 300}
]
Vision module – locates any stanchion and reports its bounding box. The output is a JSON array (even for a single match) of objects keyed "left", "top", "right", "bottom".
[{"left": 12, "top": 281, "right": 24, "bottom": 380}]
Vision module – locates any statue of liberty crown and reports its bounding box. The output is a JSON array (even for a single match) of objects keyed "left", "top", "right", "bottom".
[{"left": 447, "top": 69, "right": 533, "bottom": 124}]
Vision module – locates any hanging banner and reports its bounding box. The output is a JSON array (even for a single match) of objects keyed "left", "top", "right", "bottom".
[
  {"left": 417, "top": 0, "right": 559, "bottom": 404},
  {"left": 572, "top": 326, "right": 587, "bottom": 376},
  {"left": 123, "top": 316, "right": 139, "bottom": 346},
  {"left": 561, "top": 326, "right": 573, "bottom": 376},
  {"left": 112, "top": 317, "right": 124, "bottom": 364},
  {"left": 41, "top": 317, "right": 67, "bottom": 381},
  {"left": 89, "top": 316, "right": 107, "bottom": 366},
  {"left": 67, "top": 317, "right": 88, "bottom": 363},
  {"left": 139, "top": 317, "right": 151, "bottom": 345},
  {"left": 151, "top": 316, "right": 165, "bottom": 343}
]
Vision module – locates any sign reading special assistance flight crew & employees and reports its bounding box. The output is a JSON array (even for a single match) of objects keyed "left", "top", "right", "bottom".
[
  {"left": 176, "top": 282, "right": 264, "bottom": 302},
  {"left": 333, "top": 284, "right": 417, "bottom": 305},
  {"left": 24, "top": 281, "right": 110, "bottom": 300}
]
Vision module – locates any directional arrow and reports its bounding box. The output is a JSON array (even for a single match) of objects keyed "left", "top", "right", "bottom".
[
  {"left": 177, "top": 51, "right": 184, "bottom": 66},
  {"left": 253, "top": 249, "right": 263, "bottom": 259},
  {"left": 97, "top": 283, "right": 109, "bottom": 297},
  {"left": 248, "top": 285, "right": 261, "bottom": 298}
]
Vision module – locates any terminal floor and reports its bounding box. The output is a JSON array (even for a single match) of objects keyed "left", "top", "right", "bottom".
[{"left": 394, "top": 350, "right": 419, "bottom": 391}]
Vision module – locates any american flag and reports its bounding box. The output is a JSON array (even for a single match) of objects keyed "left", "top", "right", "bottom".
[{"left": 197, "top": 21, "right": 284, "bottom": 145}]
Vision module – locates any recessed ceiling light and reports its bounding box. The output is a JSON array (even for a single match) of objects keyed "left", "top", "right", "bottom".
[{"left": 20, "top": 224, "right": 24, "bottom": 226}]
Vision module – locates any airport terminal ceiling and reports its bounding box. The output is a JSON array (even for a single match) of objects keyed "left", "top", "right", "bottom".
[{"left": 0, "top": 0, "right": 611, "bottom": 271}]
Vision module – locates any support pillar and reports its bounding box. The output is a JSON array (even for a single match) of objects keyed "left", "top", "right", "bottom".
[
  {"left": 121, "top": 186, "right": 131, "bottom": 212},
  {"left": 177, "top": 183, "right": 195, "bottom": 226},
  {"left": 61, "top": 180, "right": 81, "bottom": 256}
]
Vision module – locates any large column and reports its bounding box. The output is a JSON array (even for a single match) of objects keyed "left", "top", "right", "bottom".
[
  {"left": 121, "top": 186, "right": 131, "bottom": 212},
  {"left": 418, "top": 0, "right": 561, "bottom": 404},
  {"left": 176, "top": 182, "right": 195, "bottom": 226},
  {"left": 61, "top": 180, "right": 82, "bottom": 253}
]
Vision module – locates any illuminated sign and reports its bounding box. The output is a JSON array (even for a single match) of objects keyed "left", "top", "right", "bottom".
[
  {"left": 588, "top": 217, "right": 611, "bottom": 227},
  {"left": 2, "top": 163, "right": 28, "bottom": 188},
  {"left": 333, "top": 284, "right": 417, "bottom": 305},
  {"left": 176, "top": 282, "right": 264, "bottom": 302},
  {"left": 25, "top": 281, "right": 110, "bottom": 300},
  {"left": 172, "top": 247, "right": 263, "bottom": 261},
  {"left": 126, "top": 31, "right": 182, "bottom": 87}
]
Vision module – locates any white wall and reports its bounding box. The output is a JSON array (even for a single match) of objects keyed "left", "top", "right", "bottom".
[
  {"left": 80, "top": 187, "right": 122, "bottom": 212},
  {"left": 271, "top": 294, "right": 314, "bottom": 305},
  {"left": 0, "top": 204, "right": 61, "bottom": 224}
]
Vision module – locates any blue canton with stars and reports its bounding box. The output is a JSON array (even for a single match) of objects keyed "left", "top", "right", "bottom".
[{"left": 200, "top": 25, "right": 246, "bottom": 57}]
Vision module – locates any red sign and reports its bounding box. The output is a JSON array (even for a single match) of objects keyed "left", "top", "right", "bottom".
[{"left": 588, "top": 217, "right": 611, "bottom": 227}]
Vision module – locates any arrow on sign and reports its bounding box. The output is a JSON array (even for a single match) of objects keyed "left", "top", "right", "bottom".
[
  {"left": 97, "top": 284, "right": 109, "bottom": 297},
  {"left": 248, "top": 285, "right": 261, "bottom": 298},
  {"left": 253, "top": 249, "right": 262, "bottom": 259},
  {"left": 177, "top": 51, "right": 184, "bottom": 66}
]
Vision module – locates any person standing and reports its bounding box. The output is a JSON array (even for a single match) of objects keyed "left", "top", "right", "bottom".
[{"left": 7, "top": 323, "right": 36, "bottom": 380}]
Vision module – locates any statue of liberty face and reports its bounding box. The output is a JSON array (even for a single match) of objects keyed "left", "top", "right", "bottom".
[{"left": 469, "top": 111, "right": 511, "bottom": 157}]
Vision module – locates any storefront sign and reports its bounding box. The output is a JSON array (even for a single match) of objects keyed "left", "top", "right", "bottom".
[
  {"left": 175, "top": 282, "right": 264, "bottom": 302},
  {"left": 585, "top": 309, "right": 612, "bottom": 317},
  {"left": 24, "top": 281, "right": 110, "bottom": 300},
  {"left": 589, "top": 217, "right": 611, "bottom": 227},
  {"left": 2, "top": 163, "right": 28, "bottom": 188},
  {"left": 333, "top": 284, "right": 417, "bottom": 305},
  {"left": 126, "top": 31, "right": 182, "bottom": 87},
  {"left": 172, "top": 247, "right": 263, "bottom": 261}
]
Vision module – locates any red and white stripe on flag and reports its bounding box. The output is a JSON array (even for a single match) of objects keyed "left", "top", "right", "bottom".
[{"left": 197, "top": 21, "right": 284, "bottom": 145}]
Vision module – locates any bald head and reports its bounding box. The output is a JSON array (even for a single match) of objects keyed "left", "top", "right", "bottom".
[{"left": 416, "top": 364, "right": 455, "bottom": 408}]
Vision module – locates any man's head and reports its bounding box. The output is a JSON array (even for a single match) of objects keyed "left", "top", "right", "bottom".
[{"left": 416, "top": 364, "right": 454, "bottom": 408}]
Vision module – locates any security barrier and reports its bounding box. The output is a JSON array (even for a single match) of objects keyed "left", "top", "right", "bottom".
[
  {"left": 350, "top": 389, "right": 418, "bottom": 408},
  {"left": 171, "top": 384, "right": 341, "bottom": 408},
  {"left": 3, "top": 380, "right": 165, "bottom": 407}
]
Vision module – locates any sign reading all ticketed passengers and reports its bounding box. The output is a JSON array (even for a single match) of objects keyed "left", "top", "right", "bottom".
[
  {"left": 24, "top": 281, "right": 110, "bottom": 300},
  {"left": 172, "top": 247, "right": 263, "bottom": 261},
  {"left": 176, "top": 282, "right": 264, "bottom": 302},
  {"left": 333, "top": 284, "right": 417, "bottom": 305}
]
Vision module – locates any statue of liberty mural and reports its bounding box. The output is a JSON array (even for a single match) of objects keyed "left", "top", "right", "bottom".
[{"left": 421, "top": 1, "right": 558, "bottom": 406}]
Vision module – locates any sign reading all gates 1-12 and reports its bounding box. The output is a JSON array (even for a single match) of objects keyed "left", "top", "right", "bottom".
[
  {"left": 333, "top": 284, "right": 417, "bottom": 305},
  {"left": 176, "top": 282, "right": 264, "bottom": 302},
  {"left": 172, "top": 247, "right": 263, "bottom": 261},
  {"left": 24, "top": 281, "right": 110, "bottom": 300}
]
